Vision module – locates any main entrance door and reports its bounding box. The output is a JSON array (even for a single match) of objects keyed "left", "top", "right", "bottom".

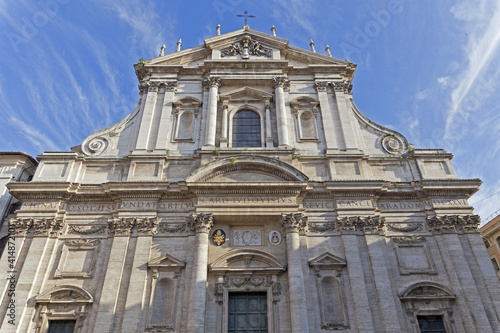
[{"left": 228, "top": 292, "right": 268, "bottom": 332}]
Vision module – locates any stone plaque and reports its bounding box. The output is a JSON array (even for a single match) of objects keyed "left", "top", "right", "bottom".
[{"left": 233, "top": 230, "right": 262, "bottom": 246}]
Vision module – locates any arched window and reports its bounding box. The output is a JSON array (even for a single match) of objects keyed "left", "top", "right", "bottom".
[{"left": 232, "top": 110, "right": 261, "bottom": 147}]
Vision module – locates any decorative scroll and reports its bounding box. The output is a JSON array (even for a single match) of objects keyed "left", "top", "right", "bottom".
[{"left": 68, "top": 225, "right": 107, "bottom": 235}]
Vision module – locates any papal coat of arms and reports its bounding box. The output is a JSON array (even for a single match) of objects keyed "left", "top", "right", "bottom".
[{"left": 212, "top": 229, "right": 226, "bottom": 246}]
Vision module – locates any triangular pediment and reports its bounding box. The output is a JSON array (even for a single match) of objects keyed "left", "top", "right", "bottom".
[
  {"left": 148, "top": 253, "right": 185, "bottom": 268},
  {"left": 220, "top": 87, "right": 273, "bottom": 102},
  {"left": 309, "top": 252, "right": 347, "bottom": 268},
  {"left": 145, "top": 27, "right": 348, "bottom": 68}
]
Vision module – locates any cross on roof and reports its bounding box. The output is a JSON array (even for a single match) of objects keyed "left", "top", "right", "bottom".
[{"left": 236, "top": 10, "right": 255, "bottom": 27}]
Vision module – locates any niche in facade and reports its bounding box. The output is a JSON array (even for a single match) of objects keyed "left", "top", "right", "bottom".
[{"left": 172, "top": 97, "right": 200, "bottom": 142}]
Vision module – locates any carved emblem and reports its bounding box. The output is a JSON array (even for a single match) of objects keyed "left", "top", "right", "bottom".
[
  {"left": 212, "top": 229, "right": 226, "bottom": 246},
  {"left": 234, "top": 230, "right": 261, "bottom": 246},
  {"left": 309, "top": 216, "right": 385, "bottom": 234},
  {"left": 220, "top": 35, "right": 272, "bottom": 59},
  {"left": 309, "top": 222, "right": 336, "bottom": 233}
]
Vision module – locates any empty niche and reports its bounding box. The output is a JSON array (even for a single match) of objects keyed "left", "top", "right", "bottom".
[
  {"left": 150, "top": 278, "right": 175, "bottom": 326},
  {"left": 320, "top": 276, "right": 345, "bottom": 324},
  {"left": 175, "top": 111, "right": 194, "bottom": 140},
  {"left": 173, "top": 97, "right": 200, "bottom": 142},
  {"left": 299, "top": 111, "right": 316, "bottom": 139}
]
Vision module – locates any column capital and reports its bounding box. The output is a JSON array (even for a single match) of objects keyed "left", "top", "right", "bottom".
[
  {"left": 332, "top": 81, "right": 353, "bottom": 94},
  {"left": 208, "top": 77, "right": 221, "bottom": 88},
  {"left": 188, "top": 213, "right": 214, "bottom": 233},
  {"left": 314, "top": 81, "right": 329, "bottom": 92},
  {"left": 148, "top": 82, "right": 159, "bottom": 92},
  {"left": 272, "top": 76, "right": 290, "bottom": 90},
  {"left": 281, "top": 213, "right": 308, "bottom": 234},
  {"left": 160, "top": 81, "right": 178, "bottom": 92}
]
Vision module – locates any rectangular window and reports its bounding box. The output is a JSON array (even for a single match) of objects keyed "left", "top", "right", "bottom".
[
  {"left": 417, "top": 315, "right": 446, "bottom": 333},
  {"left": 47, "top": 320, "right": 76, "bottom": 333},
  {"left": 228, "top": 292, "right": 267, "bottom": 333},
  {"left": 492, "top": 258, "right": 500, "bottom": 271}
]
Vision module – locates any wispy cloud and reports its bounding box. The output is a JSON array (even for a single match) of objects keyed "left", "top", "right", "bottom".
[
  {"left": 444, "top": 0, "right": 500, "bottom": 140},
  {"left": 100, "top": 0, "right": 177, "bottom": 56}
]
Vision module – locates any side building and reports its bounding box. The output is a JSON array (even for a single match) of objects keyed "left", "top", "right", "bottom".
[
  {"left": 1, "top": 25, "right": 499, "bottom": 333},
  {"left": 0, "top": 152, "right": 37, "bottom": 255},
  {"left": 480, "top": 212, "right": 500, "bottom": 279}
]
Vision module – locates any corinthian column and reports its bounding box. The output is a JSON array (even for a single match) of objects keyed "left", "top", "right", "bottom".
[
  {"left": 282, "top": 213, "right": 310, "bottom": 333},
  {"left": 186, "top": 213, "right": 214, "bottom": 333},
  {"left": 273, "top": 76, "right": 290, "bottom": 146},
  {"left": 205, "top": 77, "right": 221, "bottom": 146}
]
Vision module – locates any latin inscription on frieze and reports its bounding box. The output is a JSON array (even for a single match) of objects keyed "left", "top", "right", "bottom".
[
  {"left": 302, "top": 201, "right": 335, "bottom": 209},
  {"left": 20, "top": 201, "right": 195, "bottom": 212},
  {"left": 198, "top": 197, "right": 295, "bottom": 205},
  {"left": 336, "top": 200, "right": 372, "bottom": 209},
  {"left": 431, "top": 199, "right": 468, "bottom": 207},
  {"left": 377, "top": 201, "right": 432, "bottom": 211}
]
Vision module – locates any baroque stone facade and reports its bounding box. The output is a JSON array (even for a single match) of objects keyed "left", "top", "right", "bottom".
[{"left": 1, "top": 25, "right": 500, "bottom": 333}]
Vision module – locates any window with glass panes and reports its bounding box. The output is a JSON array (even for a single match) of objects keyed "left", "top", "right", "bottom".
[
  {"left": 232, "top": 110, "right": 261, "bottom": 147},
  {"left": 417, "top": 315, "right": 446, "bottom": 333},
  {"left": 47, "top": 320, "right": 76, "bottom": 333}
]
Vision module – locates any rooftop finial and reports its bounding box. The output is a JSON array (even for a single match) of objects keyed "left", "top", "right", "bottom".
[
  {"left": 216, "top": 24, "right": 221, "bottom": 36},
  {"left": 271, "top": 25, "right": 276, "bottom": 36},
  {"left": 159, "top": 44, "right": 165, "bottom": 57},
  {"left": 325, "top": 45, "right": 331, "bottom": 57},
  {"left": 176, "top": 39, "right": 182, "bottom": 52},
  {"left": 236, "top": 10, "right": 255, "bottom": 29},
  {"left": 309, "top": 39, "right": 316, "bottom": 53}
]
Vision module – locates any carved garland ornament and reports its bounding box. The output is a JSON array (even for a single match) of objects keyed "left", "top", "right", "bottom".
[
  {"left": 309, "top": 216, "right": 385, "bottom": 234},
  {"left": 9, "top": 218, "right": 63, "bottom": 237},
  {"left": 386, "top": 222, "right": 423, "bottom": 233}
]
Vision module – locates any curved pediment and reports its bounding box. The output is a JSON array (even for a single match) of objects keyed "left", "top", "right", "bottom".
[
  {"left": 400, "top": 282, "right": 455, "bottom": 300},
  {"left": 186, "top": 155, "right": 308, "bottom": 183},
  {"left": 210, "top": 249, "right": 286, "bottom": 272},
  {"left": 36, "top": 285, "right": 93, "bottom": 304}
]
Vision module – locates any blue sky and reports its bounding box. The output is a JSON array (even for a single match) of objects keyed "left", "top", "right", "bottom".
[{"left": 1, "top": 0, "right": 499, "bottom": 222}]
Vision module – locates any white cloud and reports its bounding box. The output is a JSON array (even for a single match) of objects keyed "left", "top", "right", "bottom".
[
  {"left": 437, "top": 76, "right": 449, "bottom": 87},
  {"left": 444, "top": 0, "right": 500, "bottom": 140},
  {"left": 9, "top": 116, "right": 59, "bottom": 152}
]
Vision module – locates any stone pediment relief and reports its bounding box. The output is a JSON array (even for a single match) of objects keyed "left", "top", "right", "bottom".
[
  {"left": 309, "top": 252, "right": 347, "bottom": 269},
  {"left": 186, "top": 155, "right": 308, "bottom": 183},
  {"left": 210, "top": 250, "right": 286, "bottom": 272},
  {"left": 148, "top": 253, "right": 186, "bottom": 269},
  {"left": 220, "top": 35, "right": 273, "bottom": 59},
  {"left": 219, "top": 87, "right": 273, "bottom": 102},
  {"left": 400, "top": 282, "right": 455, "bottom": 300},
  {"left": 36, "top": 285, "right": 93, "bottom": 304}
]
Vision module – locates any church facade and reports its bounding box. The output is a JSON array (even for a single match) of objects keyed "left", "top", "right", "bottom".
[{"left": 1, "top": 25, "right": 499, "bottom": 333}]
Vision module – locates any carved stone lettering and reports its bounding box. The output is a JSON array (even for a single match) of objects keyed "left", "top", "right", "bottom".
[
  {"left": 336, "top": 200, "right": 372, "bottom": 209},
  {"left": 198, "top": 197, "right": 295, "bottom": 206},
  {"left": 303, "top": 201, "right": 335, "bottom": 209},
  {"left": 377, "top": 201, "right": 432, "bottom": 211}
]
